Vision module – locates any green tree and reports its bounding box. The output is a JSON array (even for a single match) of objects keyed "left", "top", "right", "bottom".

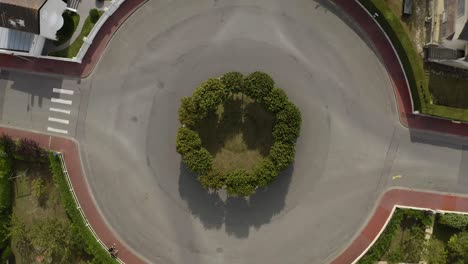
[
  {"left": 269, "top": 142, "right": 295, "bottom": 171},
  {"left": 221, "top": 72, "right": 244, "bottom": 95},
  {"left": 176, "top": 127, "right": 202, "bottom": 155},
  {"left": 447, "top": 232, "right": 468, "bottom": 263},
  {"left": 424, "top": 239, "right": 447, "bottom": 264},
  {"left": 439, "top": 213, "right": 468, "bottom": 230},
  {"left": 243, "top": 71, "right": 274, "bottom": 101},
  {"left": 183, "top": 148, "right": 213, "bottom": 175},
  {"left": 178, "top": 97, "right": 204, "bottom": 127},
  {"left": 30, "top": 218, "right": 75, "bottom": 263},
  {"left": 192, "top": 78, "right": 227, "bottom": 113},
  {"left": 273, "top": 121, "right": 300, "bottom": 144},
  {"left": 225, "top": 169, "right": 256, "bottom": 196},
  {"left": 262, "top": 88, "right": 288, "bottom": 113},
  {"left": 276, "top": 102, "right": 302, "bottom": 132},
  {"left": 198, "top": 169, "right": 226, "bottom": 190},
  {"left": 9, "top": 215, "right": 34, "bottom": 263},
  {"left": 253, "top": 158, "right": 278, "bottom": 187}
]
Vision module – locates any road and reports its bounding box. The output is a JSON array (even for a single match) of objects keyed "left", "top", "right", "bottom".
[{"left": 2, "top": 0, "right": 468, "bottom": 263}]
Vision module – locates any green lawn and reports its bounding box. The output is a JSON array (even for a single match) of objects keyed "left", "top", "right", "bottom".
[
  {"left": 49, "top": 11, "right": 103, "bottom": 58},
  {"left": 194, "top": 94, "right": 274, "bottom": 173}
]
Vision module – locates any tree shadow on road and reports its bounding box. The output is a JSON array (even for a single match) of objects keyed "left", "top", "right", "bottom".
[{"left": 178, "top": 162, "right": 293, "bottom": 238}]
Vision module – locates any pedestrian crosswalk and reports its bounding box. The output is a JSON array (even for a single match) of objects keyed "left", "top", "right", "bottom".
[{"left": 47, "top": 87, "right": 75, "bottom": 135}]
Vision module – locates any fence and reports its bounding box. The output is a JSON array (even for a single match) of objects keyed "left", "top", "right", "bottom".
[
  {"left": 0, "top": 0, "right": 126, "bottom": 64},
  {"left": 57, "top": 152, "right": 124, "bottom": 264}
]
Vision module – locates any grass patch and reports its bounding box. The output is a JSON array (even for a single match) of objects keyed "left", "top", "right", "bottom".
[
  {"left": 49, "top": 11, "right": 103, "bottom": 58},
  {"left": 429, "top": 73, "right": 468, "bottom": 108},
  {"left": 54, "top": 11, "right": 80, "bottom": 46},
  {"left": 194, "top": 94, "right": 274, "bottom": 173}
]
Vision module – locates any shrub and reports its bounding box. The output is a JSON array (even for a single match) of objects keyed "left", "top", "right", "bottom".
[
  {"left": 0, "top": 136, "right": 13, "bottom": 250},
  {"left": 272, "top": 122, "right": 300, "bottom": 144},
  {"left": 221, "top": 72, "right": 244, "bottom": 95},
  {"left": 55, "top": 11, "right": 79, "bottom": 45},
  {"left": 447, "top": 232, "right": 468, "bottom": 263},
  {"left": 1, "top": 245, "right": 11, "bottom": 263},
  {"left": 176, "top": 127, "right": 202, "bottom": 155},
  {"left": 192, "top": 78, "right": 227, "bottom": 113},
  {"left": 243, "top": 71, "right": 274, "bottom": 101},
  {"left": 178, "top": 97, "right": 204, "bottom": 127},
  {"left": 439, "top": 213, "right": 468, "bottom": 230},
  {"left": 15, "top": 138, "right": 46, "bottom": 162},
  {"left": 262, "top": 88, "right": 288, "bottom": 113},
  {"left": 252, "top": 158, "right": 278, "bottom": 187},
  {"left": 89, "top": 9, "right": 101, "bottom": 23},
  {"left": 198, "top": 169, "right": 226, "bottom": 190},
  {"left": 424, "top": 239, "right": 447, "bottom": 264},
  {"left": 182, "top": 148, "right": 213, "bottom": 175},
  {"left": 269, "top": 142, "right": 295, "bottom": 171},
  {"left": 225, "top": 169, "right": 256, "bottom": 197},
  {"left": 276, "top": 102, "right": 302, "bottom": 131},
  {"left": 49, "top": 153, "right": 117, "bottom": 263}
]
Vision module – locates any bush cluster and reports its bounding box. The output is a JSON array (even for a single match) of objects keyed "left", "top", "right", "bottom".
[
  {"left": 177, "top": 71, "right": 302, "bottom": 196},
  {"left": 0, "top": 135, "right": 13, "bottom": 251},
  {"left": 49, "top": 153, "right": 117, "bottom": 263}
]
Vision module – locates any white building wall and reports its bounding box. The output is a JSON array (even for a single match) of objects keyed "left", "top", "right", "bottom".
[{"left": 39, "top": 0, "right": 67, "bottom": 40}]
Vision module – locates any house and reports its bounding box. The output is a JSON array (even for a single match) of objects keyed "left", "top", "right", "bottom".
[
  {"left": 426, "top": 0, "right": 468, "bottom": 65},
  {"left": 0, "top": 0, "right": 67, "bottom": 55}
]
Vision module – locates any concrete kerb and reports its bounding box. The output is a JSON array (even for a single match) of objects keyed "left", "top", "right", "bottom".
[{"left": 56, "top": 152, "right": 124, "bottom": 264}]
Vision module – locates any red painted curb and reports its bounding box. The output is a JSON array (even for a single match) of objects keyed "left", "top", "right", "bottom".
[{"left": 0, "top": 127, "right": 145, "bottom": 264}]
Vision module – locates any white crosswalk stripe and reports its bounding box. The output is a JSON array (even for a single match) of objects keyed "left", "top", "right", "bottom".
[
  {"left": 48, "top": 117, "right": 70, "bottom": 125},
  {"left": 51, "top": 98, "right": 72, "bottom": 105},
  {"left": 49, "top": 107, "right": 71, "bottom": 115},
  {"left": 47, "top": 127, "right": 68, "bottom": 134},
  {"left": 53, "top": 88, "right": 74, "bottom": 95}
]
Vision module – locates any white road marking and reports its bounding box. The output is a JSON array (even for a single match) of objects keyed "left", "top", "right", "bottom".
[
  {"left": 51, "top": 98, "right": 72, "bottom": 105},
  {"left": 53, "top": 88, "right": 74, "bottom": 95},
  {"left": 49, "top": 107, "right": 71, "bottom": 115},
  {"left": 47, "top": 127, "right": 68, "bottom": 134},
  {"left": 48, "top": 117, "right": 70, "bottom": 125}
]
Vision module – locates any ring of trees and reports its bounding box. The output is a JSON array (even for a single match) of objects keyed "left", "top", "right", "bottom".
[{"left": 176, "top": 71, "right": 302, "bottom": 196}]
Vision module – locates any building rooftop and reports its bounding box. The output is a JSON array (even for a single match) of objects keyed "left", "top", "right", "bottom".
[{"left": 0, "top": 0, "right": 47, "bottom": 35}]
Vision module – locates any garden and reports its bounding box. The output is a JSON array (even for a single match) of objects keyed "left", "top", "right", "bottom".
[
  {"left": 50, "top": 9, "right": 104, "bottom": 58},
  {"left": 176, "top": 71, "right": 302, "bottom": 196},
  {"left": 358, "top": 208, "right": 468, "bottom": 264},
  {"left": 0, "top": 135, "right": 116, "bottom": 263}
]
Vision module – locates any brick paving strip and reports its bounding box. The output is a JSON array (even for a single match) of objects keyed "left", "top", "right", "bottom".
[{"left": 0, "top": 126, "right": 145, "bottom": 264}]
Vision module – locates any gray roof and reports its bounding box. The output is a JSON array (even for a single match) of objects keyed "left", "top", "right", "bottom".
[
  {"left": 0, "top": 0, "right": 47, "bottom": 35},
  {"left": 0, "top": 27, "right": 34, "bottom": 52},
  {"left": 459, "top": 22, "right": 468, "bottom": 41}
]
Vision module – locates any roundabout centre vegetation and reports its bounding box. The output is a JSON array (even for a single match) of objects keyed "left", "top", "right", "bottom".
[{"left": 176, "top": 71, "right": 302, "bottom": 197}]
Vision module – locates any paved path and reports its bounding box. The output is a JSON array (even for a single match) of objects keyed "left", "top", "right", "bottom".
[
  {"left": 2, "top": 0, "right": 468, "bottom": 264},
  {"left": 0, "top": 126, "right": 145, "bottom": 263}
]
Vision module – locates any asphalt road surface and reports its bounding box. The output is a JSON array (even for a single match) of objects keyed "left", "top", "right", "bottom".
[{"left": 3, "top": 0, "right": 468, "bottom": 264}]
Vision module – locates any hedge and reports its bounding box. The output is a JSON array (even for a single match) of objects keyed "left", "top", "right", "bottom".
[
  {"left": 439, "top": 213, "right": 468, "bottom": 230},
  {"left": 177, "top": 72, "right": 301, "bottom": 196},
  {"left": 49, "top": 153, "right": 117, "bottom": 264},
  {"left": 0, "top": 135, "right": 13, "bottom": 251}
]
